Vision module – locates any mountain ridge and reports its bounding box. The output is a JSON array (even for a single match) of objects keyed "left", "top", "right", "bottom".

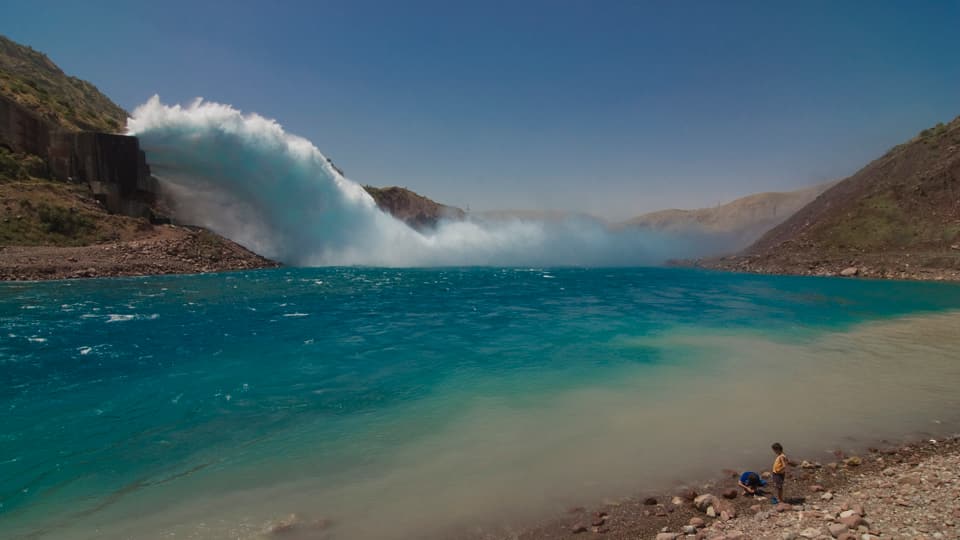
[
  {"left": 0, "top": 35, "right": 126, "bottom": 132},
  {"left": 697, "top": 116, "right": 960, "bottom": 280},
  {"left": 622, "top": 182, "right": 835, "bottom": 251}
]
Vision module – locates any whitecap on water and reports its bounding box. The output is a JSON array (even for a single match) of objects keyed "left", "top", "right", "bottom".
[
  {"left": 282, "top": 313, "right": 309, "bottom": 317},
  {"left": 105, "top": 314, "right": 159, "bottom": 323}
]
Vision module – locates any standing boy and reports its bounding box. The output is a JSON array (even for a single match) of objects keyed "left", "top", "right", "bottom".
[{"left": 771, "top": 442, "right": 787, "bottom": 503}]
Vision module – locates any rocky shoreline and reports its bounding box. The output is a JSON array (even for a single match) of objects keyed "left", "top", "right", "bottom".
[
  {"left": 0, "top": 224, "right": 278, "bottom": 281},
  {"left": 677, "top": 252, "right": 960, "bottom": 283},
  {"left": 252, "top": 435, "right": 960, "bottom": 539},
  {"left": 508, "top": 436, "right": 960, "bottom": 540}
]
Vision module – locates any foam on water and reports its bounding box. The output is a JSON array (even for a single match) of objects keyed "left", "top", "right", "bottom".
[{"left": 128, "top": 97, "right": 701, "bottom": 267}]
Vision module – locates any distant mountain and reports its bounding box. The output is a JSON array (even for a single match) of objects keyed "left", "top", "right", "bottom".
[
  {"left": 702, "top": 116, "right": 960, "bottom": 280},
  {"left": 473, "top": 209, "right": 601, "bottom": 222},
  {"left": 0, "top": 35, "right": 126, "bottom": 132},
  {"left": 623, "top": 182, "right": 834, "bottom": 251},
  {"left": 363, "top": 185, "right": 465, "bottom": 230}
]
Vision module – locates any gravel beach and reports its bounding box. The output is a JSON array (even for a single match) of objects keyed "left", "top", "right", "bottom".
[{"left": 510, "top": 436, "right": 960, "bottom": 540}]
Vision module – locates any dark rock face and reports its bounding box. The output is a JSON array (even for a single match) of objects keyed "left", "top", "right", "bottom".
[
  {"left": 363, "top": 185, "right": 466, "bottom": 230},
  {"left": 0, "top": 94, "right": 157, "bottom": 218},
  {"left": 0, "top": 93, "right": 51, "bottom": 156}
]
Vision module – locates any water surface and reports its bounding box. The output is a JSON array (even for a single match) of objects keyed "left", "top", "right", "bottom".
[{"left": 2, "top": 268, "right": 960, "bottom": 539}]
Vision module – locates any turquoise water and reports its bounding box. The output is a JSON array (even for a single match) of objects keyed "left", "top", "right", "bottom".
[{"left": 3, "top": 267, "right": 960, "bottom": 539}]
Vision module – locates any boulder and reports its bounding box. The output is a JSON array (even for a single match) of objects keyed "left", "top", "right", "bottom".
[
  {"left": 643, "top": 496, "right": 658, "bottom": 505},
  {"left": 655, "top": 534, "right": 679, "bottom": 540},
  {"left": 671, "top": 496, "right": 684, "bottom": 506},
  {"left": 829, "top": 523, "right": 850, "bottom": 537},
  {"left": 689, "top": 517, "right": 706, "bottom": 528},
  {"left": 721, "top": 488, "right": 738, "bottom": 499},
  {"left": 843, "top": 456, "right": 862, "bottom": 467},
  {"left": 715, "top": 501, "right": 737, "bottom": 518},
  {"left": 706, "top": 506, "right": 717, "bottom": 518},
  {"left": 821, "top": 492, "right": 834, "bottom": 501},
  {"left": 810, "top": 484, "right": 825, "bottom": 492},
  {"left": 571, "top": 523, "right": 588, "bottom": 534},
  {"left": 694, "top": 494, "right": 720, "bottom": 512},
  {"left": 839, "top": 515, "right": 864, "bottom": 528},
  {"left": 799, "top": 527, "right": 823, "bottom": 538}
]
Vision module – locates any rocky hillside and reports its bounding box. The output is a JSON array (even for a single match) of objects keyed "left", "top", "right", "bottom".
[
  {"left": 0, "top": 35, "right": 276, "bottom": 279},
  {"left": 702, "top": 116, "right": 960, "bottom": 280},
  {"left": 624, "top": 182, "right": 834, "bottom": 249},
  {"left": 1, "top": 34, "right": 157, "bottom": 219},
  {"left": 363, "top": 185, "right": 465, "bottom": 230},
  {"left": 0, "top": 35, "right": 126, "bottom": 133}
]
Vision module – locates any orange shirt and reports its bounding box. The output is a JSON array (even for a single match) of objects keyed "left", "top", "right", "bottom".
[{"left": 773, "top": 453, "right": 787, "bottom": 474}]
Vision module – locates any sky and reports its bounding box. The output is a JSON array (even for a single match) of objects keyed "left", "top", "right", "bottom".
[{"left": 3, "top": 0, "right": 958, "bottom": 219}]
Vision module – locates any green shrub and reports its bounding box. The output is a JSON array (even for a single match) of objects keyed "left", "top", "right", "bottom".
[
  {"left": 0, "top": 148, "right": 48, "bottom": 181},
  {"left": 36, "top": 203, "right": 93, "bottom": 236}
]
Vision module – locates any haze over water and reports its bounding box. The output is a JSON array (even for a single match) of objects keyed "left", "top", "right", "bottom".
[{"left": 3, "top": 268, "right": 960, "bottom": 539}]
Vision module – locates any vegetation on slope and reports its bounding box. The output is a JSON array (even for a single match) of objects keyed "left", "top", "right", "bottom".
[
  {"left": 0, "top": 35, "right": 147, "bottom": 248},
  {"left": 0, "top": 34, "right": 127, "bottom": 132},
  {"left": 748, "top": 116, "right": 960, "bottom": 256},
  {"left": 0, "top": 174, "right": 149, "bottom": 247},
  {"left": 698, "top": 115, "right": 960, "bottom": 279}
]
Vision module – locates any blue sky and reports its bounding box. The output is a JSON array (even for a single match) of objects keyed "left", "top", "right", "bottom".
[{"left": 3, "top": 1, "right": 958, "bottom": 218}]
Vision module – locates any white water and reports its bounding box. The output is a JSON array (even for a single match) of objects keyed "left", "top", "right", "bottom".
[{"left": 129, "top": 97, "right": 700, "bottom": 267}]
